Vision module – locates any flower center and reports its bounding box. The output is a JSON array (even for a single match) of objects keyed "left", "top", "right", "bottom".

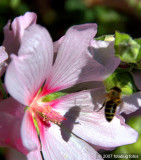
[
  {"left": 42, "top": 105, "right": 66, "bottom": 124},
  {"left": 30, "top": 99, "right": 66, "bottom": 125}
]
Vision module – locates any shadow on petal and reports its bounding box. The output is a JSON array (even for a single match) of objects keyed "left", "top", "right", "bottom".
[
  {"left": 90, "top": 88, "right": 106, "bottom": 111},
  {"left": 60, "top": 106, "right": 81, "bottom": 142}
]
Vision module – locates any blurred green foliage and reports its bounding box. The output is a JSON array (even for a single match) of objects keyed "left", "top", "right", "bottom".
[
  {"left": 65, "top": 0, "right": 127, "bottom": 36},
  {"left": 126, "top": 0, "right": 141, "bottom": 16}
]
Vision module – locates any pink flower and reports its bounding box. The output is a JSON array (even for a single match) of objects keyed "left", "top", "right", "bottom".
[{"left": 3, "top": 22, "right": 139, "bottom": 160}]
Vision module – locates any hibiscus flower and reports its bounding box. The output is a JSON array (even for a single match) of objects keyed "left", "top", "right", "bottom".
[{"left": 0, "top": 15, "right": 139, "bottom": 160}]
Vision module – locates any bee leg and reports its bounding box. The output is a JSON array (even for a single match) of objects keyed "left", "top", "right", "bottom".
[{"left": 96, "top": 100, "right": 106, "bottom": 112}]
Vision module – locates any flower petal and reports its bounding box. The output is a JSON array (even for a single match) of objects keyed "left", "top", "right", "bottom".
[
  {"left": 5, "top": 24, "right": 53, "bottom": 105},
  {"left": 52, "top": 87, "right": 105, "bottom": 112},
  {"left": 27, "top": 150, "right": 42, "bottom": 160},
  {"left": 0, "top": 113, "right": 28, "bottom": 154},
  {"left": 90, "top": 40, "right": 120, "bottom": 79},
  {"left": 63, "top": 81, "right": 104, "bottom": 93},
  {"left": 0, "top": 97, "right": 25, "bottom": 118},
  {"left": 120, "top": 92, "right": 141, "bottom": 114},
  {"left": 21, "top": 110, "right": 40, "bottom": 151},
  {"left": 0, "top": 46, "right": 8, "bottom": 64},
  {"left": 131, "top": 69, "right": 141, "bottom": 90},
  {"left": 68, "top": 112, "right": 138, "bottom": 148},
  {"left": 3, "top": 12, "right": 37, "bottom": 55},
  {"left": 42, "top": 24, "right": 99, "bottom": 94},
  {"left": 39, "top": 123, "right": 103, "bottom": 160},
  {"left": 53, "top": 88, "right": 138, "bottom": 148},
  {"left": 0, "top": 46, "right": 8, "bottom": 76}
]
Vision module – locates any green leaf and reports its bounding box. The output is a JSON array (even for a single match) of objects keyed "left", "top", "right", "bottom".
[
  {"left": 134, "top": 38, "right": 141, "bottom": 45},
  {"left": 103, "top": 68, "right": 138, "bottom": 95},
  {"left": 41, "top": 92, "right": 67, "bottom": 102},
  {"left": 115, "top": 31, "right": 141, "bottom": 63}
]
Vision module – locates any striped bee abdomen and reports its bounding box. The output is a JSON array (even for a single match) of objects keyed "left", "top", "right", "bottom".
[{"left": 105, "top": 101, "right": 117, "bottom": 122}]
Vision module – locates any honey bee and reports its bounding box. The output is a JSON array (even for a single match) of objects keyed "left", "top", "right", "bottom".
[{"left": 98, "top": 86, "right": 122, "bottom": 122}]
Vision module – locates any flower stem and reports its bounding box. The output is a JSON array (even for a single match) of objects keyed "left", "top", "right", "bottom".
[
  {"left": 0, "top": 79, "right": 7, "bottom": 99},
  {"left": 38, "top": 135, "right": 45, "bottom": 160},
  {"left": 40, "top": 149, "right": 45, "bottom": 160}
]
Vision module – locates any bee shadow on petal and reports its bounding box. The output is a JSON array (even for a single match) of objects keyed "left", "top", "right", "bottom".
[{"left": 60, "top": 106, "right": 81, "bottom": 142}]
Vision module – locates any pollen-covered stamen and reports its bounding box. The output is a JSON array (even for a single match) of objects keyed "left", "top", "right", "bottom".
[
  {"left": 30, "top": 97, "right": 66, "bottom": 125},
  {"left": 42, "top": 105, "right": 66, "bottom": 124}
]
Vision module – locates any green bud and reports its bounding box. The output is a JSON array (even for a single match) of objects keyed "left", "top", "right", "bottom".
[
  {"left": 41, "top": 92, "right": 67, "bottom": 102},
  {"left": 103, "top": 68, "right": 138, "bottom": 95},
  {"left": 115, "top": 31, "right": 141, "bottom": 63},
  {"left": 95, "top": 35, "right": 115, "bottom": 41}
]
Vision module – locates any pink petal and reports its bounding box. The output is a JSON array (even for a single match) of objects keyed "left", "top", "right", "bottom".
[
  {"left": 5, "top": 24, "right": 53, "bottom": 105},
  {"left": 53, "top": 88, "right": 138, "bottom": 148},
  {"left": 90, "top": 40, "right": 120, "bottom": 79},
  {"left": 68, "top": 111, "right": 138, "bottom": 148},
  {"left": 63, "top": 81, "right": 104, "bottom": 93},
  {"left": 0, "top": 46, "right": 8, "bottom": 76},
  {"left": 131, "top": 69, "right": 141, "bottom": 90},
  {"left": 120, "top": 92, "right": 141, "bottom": 114},
  {"left": 122, "top": 107, "right": 141, "bottom": 120},
  {"left": 52, "top": 87, "right": 105, "bottom": 112},
  {"left": 0, "top": 46, "right": 8, "bottom": 64},
  {"left": 27, "top": 150, "right": 42, "bottom": 160},
  {"left": 0, "top": 113, "right": 28, "bottom": 154},
  {"left": 39, "top": 123, "right": 103, "bottom": 160},
  {"left": 0, "top": 97, "right": 25, "bottom": 118},
  {"left": 21, "top": 110, "right": 40, "bottom": 151},
  {"left": 3, "top": 12, "right": 37, "bottom": 55},
  {"left": 53, "top": 36, "right": 64, "bottom": 54},
  {"left": 42, "top": 24, "right": 98, "bottom": 94}
]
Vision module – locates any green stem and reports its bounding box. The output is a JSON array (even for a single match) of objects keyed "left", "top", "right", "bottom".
[{"left": 0, "top": 79, "right": 7, "bottom": 99}]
